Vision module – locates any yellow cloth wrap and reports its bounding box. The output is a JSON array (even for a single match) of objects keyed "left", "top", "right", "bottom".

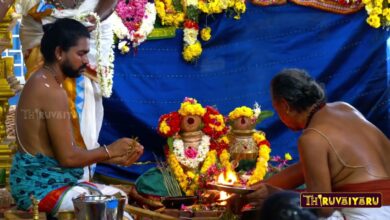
[
  {"left": 24, "top": 46, "right": 86, "bottom": 149},
  {"left": 27, "top": 4, "right": 53, "bottom": 22},
  {"left": 24, "top": 46, "right": 44, "bottom": 79},
  {"left": 63, "top": 77, "right": 86, "bottom": 149}
]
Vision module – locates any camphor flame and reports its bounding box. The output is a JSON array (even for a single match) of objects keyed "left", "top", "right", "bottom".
[{"left": 217, "top": 170, "right": 238, "bottom": 201}]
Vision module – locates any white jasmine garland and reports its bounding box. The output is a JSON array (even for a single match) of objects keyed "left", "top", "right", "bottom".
[
  {"left": 183, "top": 28, "right": 198, "bottom": 45},
  {"left": 173, "top": 135, "right": 210, "bottom": 169},
  {"left": 75, "top": 12, "right": 113, "bottom": 97}
]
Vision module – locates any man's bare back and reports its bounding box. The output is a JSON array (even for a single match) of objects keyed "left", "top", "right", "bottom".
[
  {"left": 302, "top": 102, "right": 390, "bottom": 188},
  {"left": 16, "top": 69, "right": 68, "bottom": 157}
]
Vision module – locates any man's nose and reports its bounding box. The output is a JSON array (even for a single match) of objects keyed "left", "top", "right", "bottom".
[{"left": 83, "top": 55, "right": 89, "bottom": 64}]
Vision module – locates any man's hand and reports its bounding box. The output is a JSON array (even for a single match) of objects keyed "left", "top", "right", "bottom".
[
  {"left": 106, "top": 138, "right": 144, "bottom": 166},
  {"left": 84, "top": 14, "right": 97, "bottom": 32},
  {"left": 245, "top": 183, "right": 283, "bottom": 208}
]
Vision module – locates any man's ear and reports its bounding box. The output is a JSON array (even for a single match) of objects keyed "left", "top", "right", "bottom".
[
  {"left": 54, "top": 46, "right": 63, "bottom": 62},
  {"left": 281, "top": 98, "right": 291, "bottom": 114}
]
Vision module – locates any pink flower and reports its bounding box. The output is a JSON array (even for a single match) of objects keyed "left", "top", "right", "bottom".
[
  {"left": 116, "top": 0, "right": 148, "bottom": 34},
  {"left": 184, "top": 147, "right": 198, "bottom": 159}
]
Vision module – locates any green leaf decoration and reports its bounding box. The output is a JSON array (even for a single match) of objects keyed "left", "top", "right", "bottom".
[
  {"left": 186, "top": 5, "right": 199, "bottom": 22},
  {"left": 256, "top": 110, "right": 274, "bottom": 124},
  {"left": 172, "top": 0, "right": 183, "bottom": 12},
  {"left": 167, "top": 137, "right": 174, "bottom": 152}
]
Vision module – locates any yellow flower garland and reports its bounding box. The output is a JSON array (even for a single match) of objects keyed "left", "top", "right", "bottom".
[
  {"left": 248, "top": 131, "right": 271, "bottom": 185},
  {"left": 219, "top": 149, "right": 237, "bottom": 178},
  {"left": 168, "top": 150, "right": 218, "bottom": 195},
  {"left": 363, "top": 0, "right": 389, "bottom": 28},
  {"left": 208, "top": 114, "right": 225, "bottom": 131},
  {"left": 200, "top": 150, "right": 218, "bottom": 173},
  {"left": 155, "top": 0, "right": 185, "bottom": 27},
  {"left": 232, "top": 0, "right": 246, "bottom": 20},
  {"left": 182, "top": 41, "right": 203, "bottom": 62},
  {"left": 228, "top": 106, "right": 254, "bottom": 121},
  {"left": 200, "top": 27, "right": 211, "bottom": 41},
  {"left": 198, "top": 0, "right": 230, "bottom": 14},
  {"left": 178, "top": 98, "right": 206, "bottom": 116},
  {"left": 159, "top": 120, "right": 171, "bottom": 134}
]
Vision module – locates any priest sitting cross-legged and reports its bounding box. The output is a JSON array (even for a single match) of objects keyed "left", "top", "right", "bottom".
[{"left": 10, "top": 18, "right": 143, "bottom": 218}]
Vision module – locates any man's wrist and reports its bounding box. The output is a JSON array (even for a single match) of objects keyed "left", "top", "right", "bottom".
[{"left": 102, "top": 144, "right": 111, "bottom": 159}]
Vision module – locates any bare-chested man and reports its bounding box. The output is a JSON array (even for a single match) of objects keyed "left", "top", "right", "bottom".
[
  {"left": 10, "top": 18, "right": 143, "bottom": 217},
  {"left": 243, "top": 69, "right": 390, "bottom": 219},
  {"left": 2, "top": 0, "right": 120, "bottom": 180}
]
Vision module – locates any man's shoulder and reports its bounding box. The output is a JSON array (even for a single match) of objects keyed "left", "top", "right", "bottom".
[
  {"left": 328, "top": 101, "right": 355, "bottom": 110},
  {"left": 25, "top": 71, "right": 67, "bottom": 100}
]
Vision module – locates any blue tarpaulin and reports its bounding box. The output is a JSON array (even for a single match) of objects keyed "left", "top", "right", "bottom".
[{"left": 96, "top": 3, "right": 390, "bottom": 182}]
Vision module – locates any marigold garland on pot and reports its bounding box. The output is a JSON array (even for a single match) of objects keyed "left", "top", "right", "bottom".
[
  {"left": 219, "top": 149, "right": 238, "bottom": 178},
  {"left": 247, "top": 131, "right": 271, "bottom": 185}
]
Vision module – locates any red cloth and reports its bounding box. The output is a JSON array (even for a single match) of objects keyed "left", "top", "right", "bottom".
[
  {"left": 39, "top": 185, "right": 70, "bottom": 213},
  {"left": 333, "top": 179, "right": 390, "bottom": 205},
  {"left": 39, "top": 182, "right": 98, "bottom": 214}
]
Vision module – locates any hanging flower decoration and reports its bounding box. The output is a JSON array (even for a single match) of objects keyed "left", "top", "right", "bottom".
[
  {"left": 200, "top": 27, "right": 211, "bottom": 41},
  {"left": 182, "top": 0, "right": 202, "bottom": 62},
  {"left": 363, "top": 0, "right": 388, "bottom": 28},
  {"left": 76, "top": 12, "right": 114, "bottom": 98},
  {"left": 155, "top": 0, "right": 247, "bottom": 62},
  {"left": 113, "top": 0, "right": 156, "bottom": 54}
]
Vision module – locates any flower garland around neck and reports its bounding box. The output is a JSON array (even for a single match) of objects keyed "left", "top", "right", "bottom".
[
  {"left": 173, "top": 134, "right": 210, "bottom": 169},
  {"left": 113, "top": 0, "right": 156, "bottom": 54},
  {"left": 157, "top": 97, "right": 230, "bottom": 195},
  {"left": 76, "top": 12, "right": 114, "bottom": 98}
]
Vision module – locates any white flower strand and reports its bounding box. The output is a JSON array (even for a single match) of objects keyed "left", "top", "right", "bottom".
[
  {"left": 75, "top": 12, "right": 114, "bottom": 98},
  {"left": 173, "top": 135, "right": 210, "bottom": 169}
]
